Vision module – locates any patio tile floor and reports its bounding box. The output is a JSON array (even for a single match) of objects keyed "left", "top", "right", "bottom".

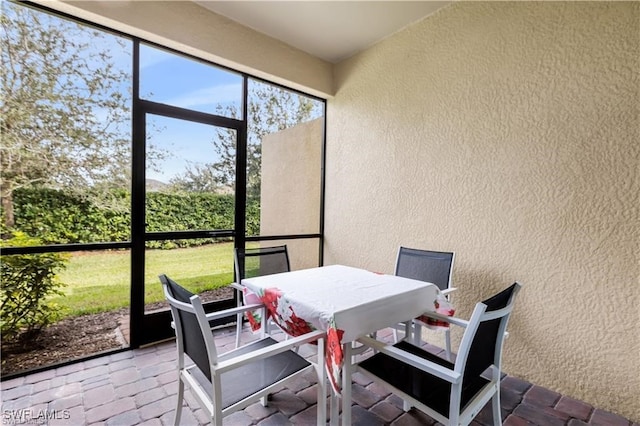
[{"left": 1, "top": 326, "right": 636, "bottom": 426}]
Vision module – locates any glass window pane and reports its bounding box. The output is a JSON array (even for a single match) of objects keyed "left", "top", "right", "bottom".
[
  {"left": 144, "top": 239, "right": 235, "bottom": 311},
  {"left": 145, "top": 114, "right": 236, "bottom": 233},
  {"left": 256, "top": 239, "right": 321, "bottom": 271},
  {"left": 1, "top": 249, "right": 131, "bottom": 375},
  {"left": 140, "top": 44, "right": 242, "bottom": 118},
  {"left": 1, "top": 2, "right": 132, "bottom": 246},
  {"left": 246, "top": 80, "right": 324, "bottom": 236}
]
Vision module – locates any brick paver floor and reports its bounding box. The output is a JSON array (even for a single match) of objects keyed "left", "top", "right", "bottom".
[{"left": 1, "top": 326, "right": 637, "bottom": 426}]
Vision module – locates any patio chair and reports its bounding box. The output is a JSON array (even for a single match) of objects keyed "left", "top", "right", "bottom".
[
  {"left": 393, "top": 247, "right": 456, "bottom": 358},
  {"left": 160, "top": 274, "right": 326, "bottom": 426},
  {"left": 356, "top": 282, "right": 521, "bottom": 426},
  {"left": 232, "top": 245, "right": 291, "bottom": 348}
]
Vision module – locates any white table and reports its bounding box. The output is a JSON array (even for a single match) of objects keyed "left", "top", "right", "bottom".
[{"left": 241, "top": 264, "right": 440, "bottom": 425}]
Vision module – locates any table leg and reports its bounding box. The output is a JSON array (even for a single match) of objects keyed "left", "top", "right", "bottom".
[
  {"left": 330, "top": 393, "right": 339, "bottom": 426},
  {"left": 317, "top": 338, "right": 327, "bottom": 426},
  {"left": 341, "top": 342, "right": 352, "bottom": 426},
  {"left": 412, "top": 323, "right": 422, "bottom": 345}
]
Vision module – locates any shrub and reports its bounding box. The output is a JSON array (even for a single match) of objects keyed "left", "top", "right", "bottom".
[
  {"left": 0, "top": 232, "right": 69, "bottom": 345},
  {"left": 11, "top": 188, "right": 260, "bottom": 247},
  {"left": 13, "top": 188, "right": 130, "bottom": 244}
]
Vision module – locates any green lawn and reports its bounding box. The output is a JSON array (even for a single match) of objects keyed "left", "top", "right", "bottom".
[{"left": 51, "top": 242, "right": 238, "bottom": 318}]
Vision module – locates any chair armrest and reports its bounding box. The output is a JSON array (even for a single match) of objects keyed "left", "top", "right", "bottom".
[
  {"left": 357, "top": 335, "right": 461, "bottom": 384},
  {"left": 204, "top": 303, "right": 265, "bottom": 321},
  {"left": 229, "top": 282, "right": 243, "bottom": 291},
  {"left": 216, "top": 330, "right": 326, "bottom": 373},
  {"left": 416, "top": 311, "right": 469, "bottom": 328},
  {"left": 440, "top": 287, "right": 457, "bottom": 295}
]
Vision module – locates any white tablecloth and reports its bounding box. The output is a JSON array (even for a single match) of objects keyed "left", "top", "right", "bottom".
[{"left": 242, "top": 265, "right": 443, "bottom": 393}]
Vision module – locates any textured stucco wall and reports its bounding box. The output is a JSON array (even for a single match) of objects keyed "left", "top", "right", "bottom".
[
  {"left": 260, "top": 119, "right": 323, "bottom": 269},
  {"left": 326, "top": 2, "right": 639, "bottom": 421},
  {"left": 43, "top": 0, "right": 333, "bottom": 97},
  {"left": 28, "top": 0, "right": 639, "bottom": 419}
]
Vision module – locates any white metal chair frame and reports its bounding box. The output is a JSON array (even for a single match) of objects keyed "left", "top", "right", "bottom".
[
  {"left": 356, "top": 283, "right": 520, "bottom": 426},
  {"left": 393, "top": 246, "right": 456, "bottom": 360},
  {"left": 232, "top": 245, "right": 290, "bottom": 348},
  {"left": 161, "top": 275, "right": 327, "bottom": 426}
]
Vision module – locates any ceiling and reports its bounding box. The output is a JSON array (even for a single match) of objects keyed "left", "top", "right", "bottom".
[{"left": 195, "top": 1, "right": 452, "bottom": 63}]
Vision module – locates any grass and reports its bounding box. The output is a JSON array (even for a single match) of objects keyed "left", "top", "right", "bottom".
[{"left": 51, "top": 241, "right": 238, "bottom": 318}]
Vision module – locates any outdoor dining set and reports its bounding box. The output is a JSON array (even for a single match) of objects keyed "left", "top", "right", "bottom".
[{"left": 160, "top": 245, "right": 521, "bottom": 426}]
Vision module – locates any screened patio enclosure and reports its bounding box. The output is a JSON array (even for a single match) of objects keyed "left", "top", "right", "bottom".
[
  {"left": 0, "top": 1, "right": 325, "bottom": 377},
  {"left": 1, "top": 1, "right": 638, "bottom": 423}
]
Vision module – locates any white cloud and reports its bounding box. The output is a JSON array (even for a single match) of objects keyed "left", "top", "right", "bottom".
[
  {"left": 139, "top": 45, "right": 173, "bottom": 70},
  {"left": 163, "top": 83, "right": 242, "bottom": 109}
]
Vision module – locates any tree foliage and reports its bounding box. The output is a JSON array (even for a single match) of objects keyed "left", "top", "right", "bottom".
[
  {"left": 9, "top": 187, "right": 261, "bottom": 246},
  {"left": 170, "top": 81, "right": 323, "bottom": 199},
  {"left": 0, "top": 2, "right": 132, "bottom": 228},
  {"left": 0, "top": 232, "right": 68, "bottom": 345},
  {"left": 1, "top": 1, "right": 323, "bottom": 233}
]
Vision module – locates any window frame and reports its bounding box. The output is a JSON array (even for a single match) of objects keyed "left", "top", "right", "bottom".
[{"left": 2, "top": 1, "right": 326, "bottom": 362}]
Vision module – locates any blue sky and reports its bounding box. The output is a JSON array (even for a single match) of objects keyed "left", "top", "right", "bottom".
[
  {"left": 4, "top": 1, "right": 321, "bottom": 186},
  {"left": 139, "top": 44, "right": 242, "bottom": 114},
  {"left": 138, "top": 44, "right": 243, "bottom": 183},
  {"left": 80, "top": 32, "right": 243, "bottom": 183},
  {"left": 8, "top": 0, "right": 242, "bottom": 184}
]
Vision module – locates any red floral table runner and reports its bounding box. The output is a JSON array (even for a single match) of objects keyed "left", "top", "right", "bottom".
[{"left": 241, "top": 265, "right": 446, "bottom": 394}]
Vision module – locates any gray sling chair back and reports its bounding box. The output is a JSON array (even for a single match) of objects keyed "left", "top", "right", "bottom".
[
  {"left": 356, "top": 282, "right": 521, "bottom": 426},
  {"left": 232, "top": 245, "right": 291, "bottom": 348},
  {"left": 160, "top": 274, "right": 326, "bottom": 426},
  {"left": 394, "top": 246, "right": 456, "bottom": 359}
]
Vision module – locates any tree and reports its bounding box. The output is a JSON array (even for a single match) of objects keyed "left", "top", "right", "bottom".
[
  {"left": 0, "top": 2, "right": 133, "bottom": 229},
  {"left": 169, "top": 162, "right": 225, "bottom": 193},
  {"left": 170, "top": 81, "right": 322, "bottom": 199}
]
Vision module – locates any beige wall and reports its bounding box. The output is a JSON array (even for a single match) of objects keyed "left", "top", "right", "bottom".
[
  {"left": 29, "top": 0, "right": 639, "bottom": 420},
  {"left": 260, "top": 119, "right": 324, "bottom": 270},
  {"left": 326, "top": 1, "right": 639, "bottom": 421},
  {"left": 43, "top": 0, "right": 333, "bottom": 97}
]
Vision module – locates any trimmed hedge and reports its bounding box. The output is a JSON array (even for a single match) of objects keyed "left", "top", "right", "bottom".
[{"left": 12, "top": 188, "right": 260, "bottom": 247}]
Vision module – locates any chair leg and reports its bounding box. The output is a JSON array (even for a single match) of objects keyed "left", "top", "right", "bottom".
[
  {"left": 412, "top": 323, "right": 422, "bottom": 345},
  {"left": 444, "top": 328, "right": 452, "bottom": 361},
  {"left": 369, "top": 331, "right": 379, "bottom": 354},
  {"left": 492, "top": 386, "right": 502, "bottom": 426},
  {"left": 235, "top": 290, "right": 244, "bottom": 348},
  {"left": 173, "top": 379, "right": 184, "bottom": 426},
  {"left": 235, "top": 312, "right": 242, "bottom": 348},
  {"left": 213, "top": 412, "right": 222, "bottom": 426}
]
